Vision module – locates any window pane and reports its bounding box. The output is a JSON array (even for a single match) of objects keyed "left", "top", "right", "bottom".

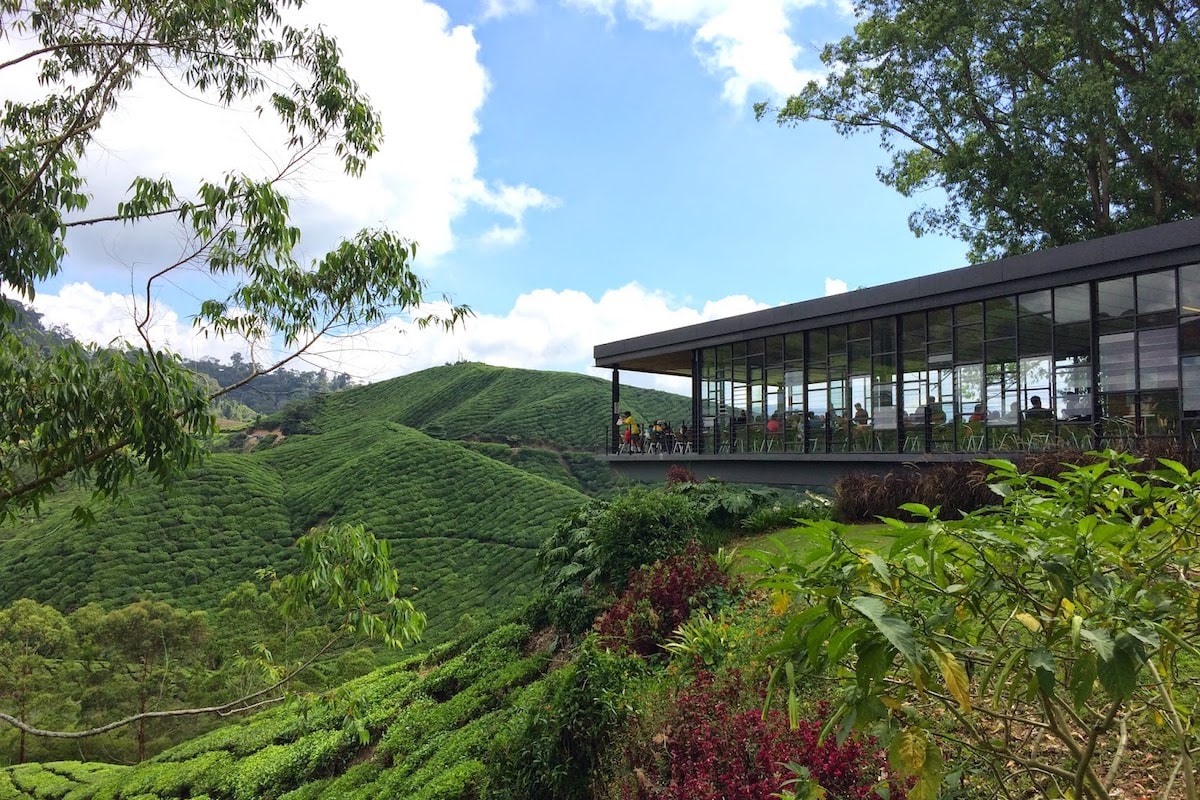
[
  {"left": 848, "top": 320, "right": 870, "bottom": 341},
  {"left": 808, "top": 329, "right": 827, "bottom": 363},
  {"left": 1139, "top": 328, "right": 1178, "bottom": 389},
  {"left": 784, "top": 333, "right": 804, "bottom": 362},
  {"left": 1054, "top": 322, "right": 1091, "bottom": 365},
  {"left": 849, "top": 340, "right": 871, "bottom": 373},
  {"left": 873, "top": 317, "right": 896, "bottom": 353},
  {"left": 1182, "top": 317, "right": 1200, "bottom": 357},
  {"left": 1097, "top": 277, "right": 1135, "bottom": 320},
  {"left": 1139, "top": 270, "right": 1177, "bottom": 327},
  {"left": 1019, "top": 290, "right": 1052, "bottom": 317},
  {"left": 986, "top": 338, "right": 1016, "bottom": 363},
  {"left": 1139, "top": 271, "right": 1176, "bottom": 313},
  {"left": 901, "top": 312, "right": 926, "bottom": 351},
  {"left": 955, "top": 325, "right": 983, "bottom": 362},
  {"left": 985, "top": 297, "right": 1017, "bottom": 339},
  {"left": 956, "top": 302, "right": 983, "bottom": 326},
  {"left": 1180, "top": 263, "right": 1200, "bottom": 315},
  {"left": 1099, "top": 333, "right": 1136, "bottom": 393},
  {"left": 765, "top": 336, "right": 784, "bottom": 364},
  {"left": 828, "top": 325, "right": 847, "bottom": 355},
  {"left": 1055, "top": 284, "right": 1090, "bottom": 324},
  {"left": 1019, "top": 314, "right": 1053, "bottom": 356},
  {"left": 928, "top": 308, "right": 952, "bottom": 342},
  {"left": 1183, "top": 356, "right": 1200, "bottom": 412}
]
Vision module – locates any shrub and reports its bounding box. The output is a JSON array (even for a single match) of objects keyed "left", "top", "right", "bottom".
[
  {"left": 487, "top": 642, "right": 634, "bottom": 800},
  {"left": 595, "top": 542, "right": 738, "bottom": 658},
  {"left": 665, "top": 465, "right": 698, "bottom": 486},
  {"left": 614, "top": 671, "right": 897, "bottom": 800},
  {"left": 591, "top": 488, "right": 703, "bottom": 589}
]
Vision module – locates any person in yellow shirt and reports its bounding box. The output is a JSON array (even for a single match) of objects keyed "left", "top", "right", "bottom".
[{"left": 621, "top": 411, "right": 642, "bottom": 453}]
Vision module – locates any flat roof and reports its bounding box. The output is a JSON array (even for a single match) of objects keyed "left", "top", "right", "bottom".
[{"left": 594, "top": 219, "right": 1200, "bottom": 376}]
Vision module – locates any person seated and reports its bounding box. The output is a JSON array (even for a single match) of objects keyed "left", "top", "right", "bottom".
[
  {"left": 968, "top": 403, "right": 988, "bottom": 422},
  {"left": 1003, "top": 401, "right": 1021, "bottom": 421},
  {"left": 1024, "top": 395, "right": 1054, "bottom": 420},
  {"left": 852, "top": 402, "right": 869, "bottom": 427}
]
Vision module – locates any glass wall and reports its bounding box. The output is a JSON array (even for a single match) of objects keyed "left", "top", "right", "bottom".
[{"left": 687, "top": 264, "right": 1199, "bottom": 455}]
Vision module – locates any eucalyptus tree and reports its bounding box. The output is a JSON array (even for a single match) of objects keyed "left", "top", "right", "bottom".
[
  {"left": 758, "top": 1, "right": 1200, "bottom": 261},
  {"left": 0, "top": 0, "right": 469, "bottom": 523}
]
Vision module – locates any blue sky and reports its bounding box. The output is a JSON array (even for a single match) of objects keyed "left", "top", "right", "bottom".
[{"left": 18, "top": 0, "right": 970, "bottom": 391}]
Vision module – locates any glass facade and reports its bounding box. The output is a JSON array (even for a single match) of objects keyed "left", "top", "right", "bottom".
[{"left": 685, "top": 264, "right": 1200, "bottom": 455}]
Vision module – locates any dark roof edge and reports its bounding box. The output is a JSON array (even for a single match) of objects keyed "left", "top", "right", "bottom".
[{"left": 595, "top": 218, "right": 1200, "bottom": 365}]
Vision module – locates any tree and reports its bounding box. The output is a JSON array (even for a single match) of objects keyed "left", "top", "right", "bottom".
[
  {"left": 0, "top": 0, "right": 470, "bottom": 522},
  {"left": 0, "top": 523, "right": 423, "bottom": 755},
  {"left": 0, "top": 600, "right": 73, "bottom": 763},
  {"left": 757, "top": 1, "right": 1200, "bottom": 261}
]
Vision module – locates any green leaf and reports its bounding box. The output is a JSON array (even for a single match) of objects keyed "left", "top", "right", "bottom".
[
  {"left": 1070, "top": 651, "right": 1098, "bottom": 711},
  {"left": 1097, "top": 635, "right": 1142, "bottom": 701},
  {"left": 1028, "top": 648, "right": 1055, "bottom": 694},
  {"left": 849, "top": 596, "right": 919, "bottom": 666}
]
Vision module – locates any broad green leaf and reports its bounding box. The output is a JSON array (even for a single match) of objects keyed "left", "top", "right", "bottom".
[
  {"left": 1028, "top": 648, "right": 1055, "bottom": 694},
  {"left": 849, "top": 596, "right": 919, "bottom": 666},
  {"left": 1070, "top": 651, "right": 1098, "bottom": 711}
]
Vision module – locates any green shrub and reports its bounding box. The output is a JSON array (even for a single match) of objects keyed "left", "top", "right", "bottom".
[{"left": 486, "top": 642, "right": 635, "bottom": 800}]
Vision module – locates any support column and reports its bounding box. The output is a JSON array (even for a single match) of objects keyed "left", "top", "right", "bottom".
[{"left": 611, "top": 367, "right": 621, "bottom": 455}]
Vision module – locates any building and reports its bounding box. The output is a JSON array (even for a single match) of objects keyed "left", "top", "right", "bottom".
[{"left": 593, "top": 219, "right": 1200, "bottom": 485}]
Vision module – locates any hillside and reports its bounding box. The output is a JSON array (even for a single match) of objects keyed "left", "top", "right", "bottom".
[
  {"left": 304, "top": 361, "right": 691, "bottom": 451},
  {"left": 0, "top": 362, "right": 692, "bottom": 632},
  {"left": 0, "top": 423, "right": 587, "bottom": 644}
]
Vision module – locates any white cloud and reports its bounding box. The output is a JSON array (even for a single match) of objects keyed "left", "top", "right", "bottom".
[
  {"left": 29, "top": 283, "right": 249, "bottom": 364},
  {"left": 31, "top": 279, "right": 768, "bottom": 394},
  {"left": 824, "top": 277, "right": 848, "bottom": 295},
  {"left": 567, "top": 0, "right": 837, "bottom": 104},
  {"left": 482, "top": 0, "right": 537, "bottom": 19},
  {"left": 466, "top": 181, "right": 561, "bottom": 246},
  {"left": 40, "top": 0, "right": 552, "bottom": 282}
]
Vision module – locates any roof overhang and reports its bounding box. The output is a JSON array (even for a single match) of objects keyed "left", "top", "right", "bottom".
[{"left": 595, "top": 219, "right": 1200, "bottom": 375}]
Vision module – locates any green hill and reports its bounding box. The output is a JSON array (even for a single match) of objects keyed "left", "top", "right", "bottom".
[
  {"left": 304, "top": 361, "right": 690, "bottom": 451},
  {"left": 0, "top": 423, "right": 584, "bottom": 643}
]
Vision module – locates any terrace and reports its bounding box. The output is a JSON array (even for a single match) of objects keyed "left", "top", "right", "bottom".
[{"left": 594, "top": 219, "right": 1200, "bottom": 486}]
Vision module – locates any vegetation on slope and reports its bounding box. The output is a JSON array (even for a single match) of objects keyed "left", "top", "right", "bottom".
[
  {"left": 0, "top": 421, "right": 587, "bottom": 647},
  {"left": 299, "top": 361, "right": 691, "bottom": 451}
]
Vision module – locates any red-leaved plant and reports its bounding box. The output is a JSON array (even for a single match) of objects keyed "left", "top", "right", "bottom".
[
  {"left": 594, "top": 542, "right": 736, "bottom": 658},
  {"left": 617, "top": 671, "right": 899, "bottom": 800}
]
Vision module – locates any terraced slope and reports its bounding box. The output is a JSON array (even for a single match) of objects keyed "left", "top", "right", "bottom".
[
  {"left": 0, "top": 424, "right": 586, "bottom": 643},
  {"left": 0, "top": 455, "right": 295, "bottom": 610},
  {"left": 0, "top": 624, "right": 553, "bottom": 800},
  {"left": 313, "top": 361, "right": 691, "bottom": 450}
]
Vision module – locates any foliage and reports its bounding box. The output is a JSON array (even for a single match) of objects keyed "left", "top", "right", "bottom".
[
  {"left": 595, "top": 543, "right": 739, "bottom": 659},
  {"left": 755, "top": 452, "right": 1200, "bottom": 800},
  {"left": 487, "top": 641, "right": 634, "bottom": 800},
  {"left": 612, "top": 670, "right": 896, "bottom": 800},
  {"left": 312, "top": 361, "right": 690, "bottom": 453},
  {"left": 758, "top": 1, "right": 1200, "bottom": 260},
  {"left": 666, "top": 479, "right": 781, "bottom": 534},
  {"left": 665, "top": 465, "right": 698, "bottom": 486},
  {"left": 0, "top": 418, "right": 587, "bottom": 647},
  {"left": 0, "top": 0, "right": 469, "bottom": 522},
  {"left": 739, "top": 493, "right": 833, "bottom": 534},
  {"left": 833, "top": 464, "right": 996, "bottom": 524},
  {"left": 276, "top": 523, "right": 425, "bottom": 651}
]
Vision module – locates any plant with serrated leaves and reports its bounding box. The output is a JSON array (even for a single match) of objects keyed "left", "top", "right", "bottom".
[{"left": 753, "top": 451, "right": 1200, "bottom": 800}]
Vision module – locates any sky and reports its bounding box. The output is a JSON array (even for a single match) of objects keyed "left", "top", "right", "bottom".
[{"left": 16, "top": 0, "right": 971, "bottom": 393}]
